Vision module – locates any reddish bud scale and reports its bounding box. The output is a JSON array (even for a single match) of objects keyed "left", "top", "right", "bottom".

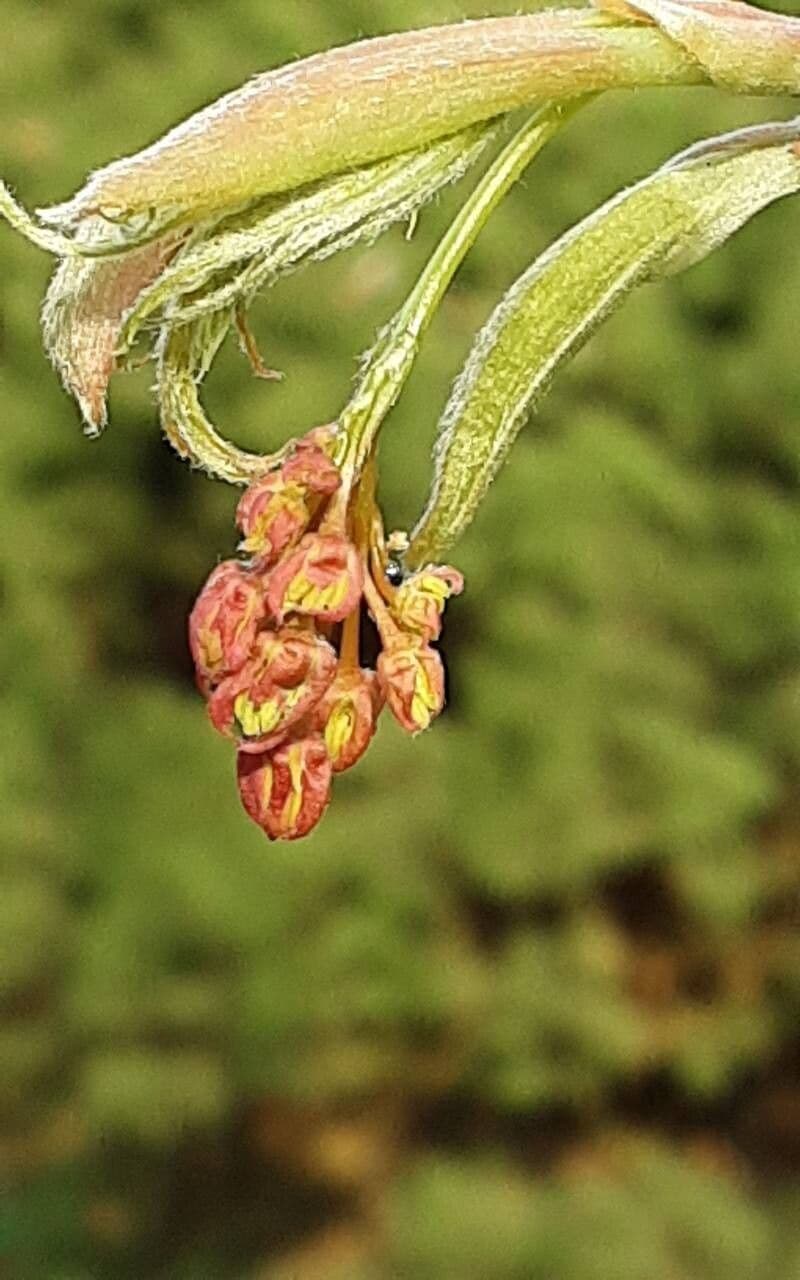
[
  {"left": 314, "top": 668, "right": 383, "bottom": 773},
  {"left": 236, "top": 473, "right": 313, "bottom": 567},
  {"left": 391, "top": 565, "right": 464, "bottom": 641},
  {"left": 208, "top": 627, "right": 337, "bottom": 753},
  {"left": 235, "top": 431, "right": 342, "bottom": 567},
  {"left": 267, "top": 533, "right": 364, "bottom": 624},
  {"left": 237, "top": 737, "right": 333, "bottom": 841},
  {"left": 282, "top": 440, "right": 341, "bottom": 494},
  {"left": 378, "top": 637, "right": 445, "bottom": 735},
  {"left": 192, "top": 426, "right": 458, "bottom": 837},
  {"left": 188, "top": 559, "right": 267, "bottom": 692}
]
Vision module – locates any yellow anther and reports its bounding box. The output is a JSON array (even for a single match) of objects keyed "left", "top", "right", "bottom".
[
  {"left": 410, "top": 693, "right": 433, "bottom": 731},
  {"left": 325, "top": 701, "right": 355, "bottom": 762},
  {"left": 256, "top": 700, "right": 282, "bottom": 734},
  {"left": 287, "top": 574, "right": 313, "bottom": 606},
  {"left": 260, "top": 763, "right": 274, "bottom": 810},
  {"left": 234, "top": 694, "right": 261, "bottom": 736},
  {"left": 200, "top": 629, "right": 224, "bottom": 668},
  {"left": 283, "top": 745, "right": 305, "bottom": 828},
  {"left": 410, "top": 666, "right": 440, "bottom": 729},
  {"left": 326, "top": 578, "right": 349, "bottom": 610},
  {"left": 419, "top": 576, "right": 450, "bottom": 604}
]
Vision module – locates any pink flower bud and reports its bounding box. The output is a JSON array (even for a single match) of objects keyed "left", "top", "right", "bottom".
[
  {"left": 267, "top": 533, "right": 364, "bottom": 624},
  {"left": 235, "top": 432, "right": 342, "bottom": 567},
  {"left": 314, "top": 668, "right": 383, "bottom": 773},
  {"left": 208, "top": 627, "right": 337, "bottom": 752},
  {"left": 391, "top": 565, "right": 464, "bottom": 641},
  {"left": 236, "top": 472, "right": 313, "bottom": 567},
  {"left": 282, "top": 429, "right": 341, "bottom": 495},
  {"left": 377, "top": 637, "right": 445, "bottom": 735},
  {"left": 237, "top": 737, "right": 333, "bottom": 841},
  {"left": 188, "top": 559, "right": 266, "bottom": 693}
]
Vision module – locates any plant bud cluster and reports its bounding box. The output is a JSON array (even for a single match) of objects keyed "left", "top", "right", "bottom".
[{"left": 189, "top": 427, "right": 463, "bottom": 839}]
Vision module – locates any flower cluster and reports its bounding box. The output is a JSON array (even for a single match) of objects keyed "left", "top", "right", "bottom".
[{"left": 189, "top": 427, "right": 463, "bottom": 840}]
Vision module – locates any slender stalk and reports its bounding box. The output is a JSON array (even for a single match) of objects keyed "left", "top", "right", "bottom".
[
  {"left": 335, "top": 99, "right": 589, "bottom": 479},
  {"left": 157, "top": 323, "right": 287, "bottom": 484}
]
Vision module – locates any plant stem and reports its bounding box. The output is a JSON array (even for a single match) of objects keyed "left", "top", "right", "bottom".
[{"left": 335, "top": 99, "right": 590, "bottom": 479}]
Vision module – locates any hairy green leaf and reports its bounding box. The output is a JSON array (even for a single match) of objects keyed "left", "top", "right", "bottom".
[
  {"left": 37, "top": 10, "right": 705, "bottom": 247},
  {"left": 407, "top": 120, "right": 800, "bottom": 566},
  {"left": 119, "top": 122, "right": 496, "bottom": 353}
]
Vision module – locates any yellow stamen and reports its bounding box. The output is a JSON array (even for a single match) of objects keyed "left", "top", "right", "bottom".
[
  {"left": 234, "top": 694, "right": 261, "bottom": 736},
  {"left": 256, "top": 700, "right": 283, "bottom": 734},
  {"left": 410, "top": 665, "right": 440, "bottom": 730},
  {"left": 287, "top": 575, "right": 314, "bottom": 608},
  {"left": 419, "top": 576, "right": 450, "bottom": 604},
  {"left": 260, "top": 762, "right": 274, "bottom": 810},
  {"left": 282, "top": 745, "right": 305, "bottom": 829},
  {"left": 410, "top": 694, "right": 433, "bottom": 731},
  {"left": 200, "top": 629, "right": 223, "bottom": 668},
  {"left": 325, "top": 701, "right": 355, "bottom": 762},
  {"left": 235, "top": 694, "right": 281, "bottom": 737},
  {"left": 323, "top": 577, "right": 349, "bottom": 611}
]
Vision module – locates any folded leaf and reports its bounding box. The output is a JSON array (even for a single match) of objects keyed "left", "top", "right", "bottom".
[
  {"left": 32, "top": 124, "right": 494, "bottom": 455},
  {"left": 407, "top": 119, "right": 800, "bottom": 567},
  {"left": 42, "top": 230, "right": 183, "bottom": 434},
  {"left": 35, "top": 10, "right": 706, "bottom": 248},
  {"left": 118, "top": 122, "right": 495, "bottom": 356}
]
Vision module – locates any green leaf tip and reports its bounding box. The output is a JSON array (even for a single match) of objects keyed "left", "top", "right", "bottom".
[{"left": 0, "top": 180, "right": 81, "bottom": 257}]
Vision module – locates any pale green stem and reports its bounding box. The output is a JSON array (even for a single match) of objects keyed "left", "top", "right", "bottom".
[
  {"left": 147, "top": 125, "right": 495, "bottom": 484},
  {"left": 334, "top": 99, "right": 590, "bottom": 481},
  {"left": 156, "top": 321, "right": 286, "bottom": 484}
]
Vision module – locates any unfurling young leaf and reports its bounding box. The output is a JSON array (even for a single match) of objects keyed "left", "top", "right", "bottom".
[
  {"left": 119, "top": 123, "right": 496, "bottom": 355},
  {"left": 42, "top": 124, "right": 495, "bottom": 442},
  {"left": 34, "top": 10, "right": 708, "bottom": 248},
  {"left": 27, "top": 1, "right": 800, "bottom": 255},
  {"left": 407, "top": 121, "right": 800, "bottom": 567}
]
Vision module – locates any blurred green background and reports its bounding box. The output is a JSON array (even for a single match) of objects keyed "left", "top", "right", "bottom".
[{"left": 2, "top": 1, "right": 800, "bottom": 1276}]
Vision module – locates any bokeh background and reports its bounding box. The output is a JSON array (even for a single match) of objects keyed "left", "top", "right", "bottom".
[{"left": 2, "top": 1, "right": 800, "bottom": 1276}]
